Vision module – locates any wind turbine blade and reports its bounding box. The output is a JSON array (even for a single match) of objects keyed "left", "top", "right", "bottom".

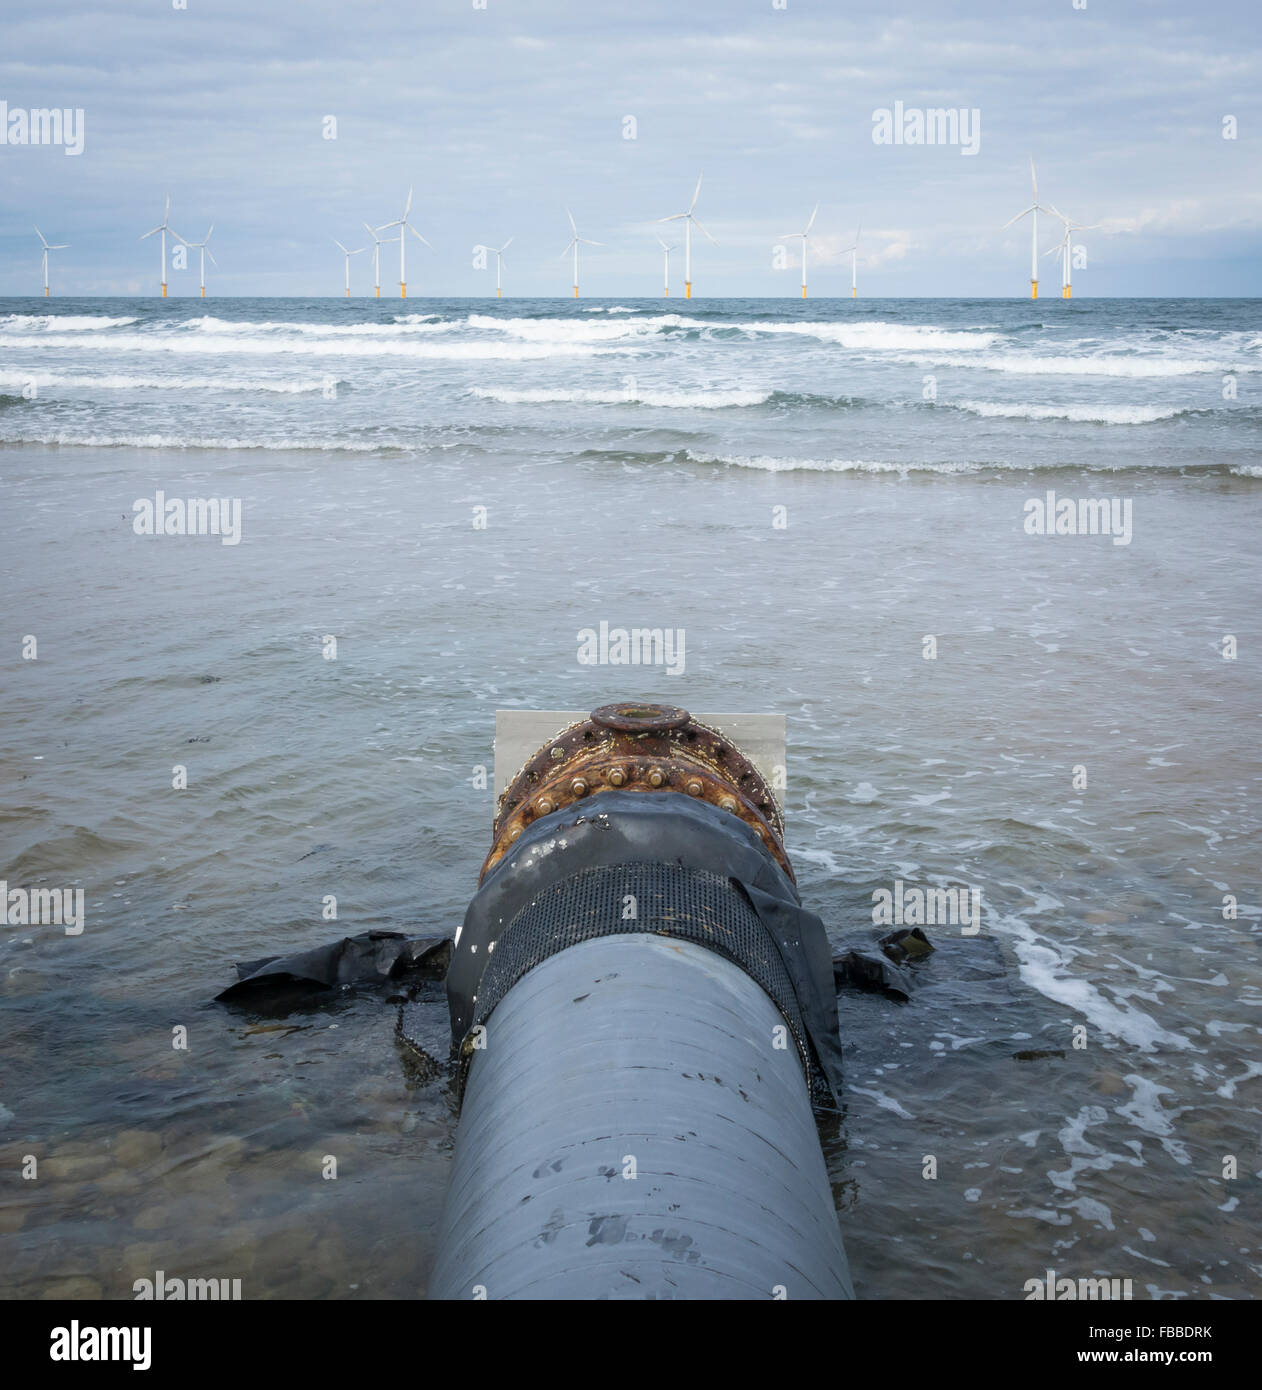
[
  {"left": 404, "top": 187, "right": 414, "bottom": 217},
  {"left": 1029, "top": 156, "right": 1037, "bottom": 202},
  {"left": 690, "top": 173, "right": 703, "bottom": 212},
  {"left": 334, "top": 239, "right": 348, "bottom": 253},
  {"left": 34, "top": 225, "right": 48, "bottom": 247},
  {"left": 581, "top": 238, "right": 605, "bottom": 246},
  {"left": 559, "top": 241, "right": 575, "bottom": 257},
  {"left": 49, "top": 244, "right": 69, "bottom": 251},
  {"left": 691, "top": 217, "right": 718, "bottom": 245},
  {"left": 499, "top": 236, "right": 514, "bottom": 252},
  {"left": 805, "top": 202, "right": 819, "bottom": 233},
  {"left": 164, "top": 194, "right": 170, "bottom": 221},
  {"left": 1000, "top": 207, "right": 1034, "bottom": 230},
  {"left": 656, "top": 213, "right": 685, "bottom": 223},
  {"left": 140, "top": 227, "right": 163, "bottom": 239},
  {"left": 204, "top": 225, "right": 214, "bottom": 242},
  {"left": 407, "top": 225, "right": 434, "bottom": 249},
  {"left": 206, "top": 249, "right": 218, "bottom": 267},
  {"left": 567, "top": 208, "right": 577, "bottom": 234}
]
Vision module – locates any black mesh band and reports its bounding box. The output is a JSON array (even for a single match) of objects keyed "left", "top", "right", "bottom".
[{"left": 461, "top": 860, "right": 819, "bottom": 1094}]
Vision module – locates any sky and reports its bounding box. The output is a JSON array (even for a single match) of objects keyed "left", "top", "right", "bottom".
[{"left": 0, "top": 0, "right": 1259, "bottom": 298}]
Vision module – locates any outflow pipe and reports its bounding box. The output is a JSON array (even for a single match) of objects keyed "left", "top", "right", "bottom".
[{"left": 431, "top": 703, "right": 853, "bottom": 1300}]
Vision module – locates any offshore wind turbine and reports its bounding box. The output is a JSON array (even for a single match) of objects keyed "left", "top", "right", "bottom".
[
  {"left": 1043, "top": 205, "right": 1097, "bottom": 299},
  {"left": 333, "top": 238, "right": 366, "bottom": 297},
  {"left": 490, "top": 238, "right": 513, "bottom": 297},
  {"left": 656, "top": 173, "right": 717, "bottom": 299},
  {"left": 561, "top": 210, "right": 603, "bottom": 298},
  {"left": 1001, "top": 157, "right": 1046, "bottom": 299},
  {"left": 361, "top": 223, "right": 398, "bottom": 298},
  {"left": 140, "top": 195, "right": 180, "bottom": 297},
  {"left": 840, "top": 226, "right": 861, "bottom": 299},
  {"left": 780, "top": 203, "right": 819, "bottom": 298},
  {"left": 178, "top": 226, "right": 216, "bottom": 298},
  {"left": 34, "top": 226, "right": 69, "bottom": 297},
  {"left": 377, "top": 187, "right": 434, "bottom": 299},
  {"left": 656, "top": 236, "right": 676, "bottom": 298}
]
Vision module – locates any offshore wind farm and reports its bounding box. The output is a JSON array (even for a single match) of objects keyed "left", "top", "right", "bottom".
[{"left": 18, "top": 161, "right": 1114, "bottom": 300}]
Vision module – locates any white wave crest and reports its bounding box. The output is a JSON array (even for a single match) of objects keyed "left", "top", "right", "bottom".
[
  {"left": 900, "top": 352, "right": 1254, "bottom": 377},
  {"left": 176, "top": 315, "right": 457, "bottom": 337},
  {"left": 0, "top": 428, "right": 413, "bottom": 452},
  {"left": 0, "top": 314, "right": 137, "bottom": 332},
  {"left": 465, "top": 312, "right": 704, "bottom": 342},
  {"left": 953, "top": 400, "right": 1184, "bottom": 424},
  {"left": 0, "top": 332, "right": 621, "bottom": 361},
  {"left": 471, "top": 385, "right": 770, "bottom": 408},
  {"left": 0, "top": 369, "right": 332, "bottom": 394},
  {"left": 741, "top": 320, "right": 1000, "bottom": 350},
  {"left": 683, "top": 449, "right": 981, "bottom": 475}
]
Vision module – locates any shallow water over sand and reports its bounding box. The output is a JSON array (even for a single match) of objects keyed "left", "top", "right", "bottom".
[{"left": 2, "top": 296, "right": 1260, "bottom": 1298}]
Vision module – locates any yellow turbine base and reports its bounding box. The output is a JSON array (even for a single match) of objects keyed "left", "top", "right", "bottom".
[
  {"left": 45, "top": 287, "right": 49, "bottom": 298},
  {"left": 375, "top": 287, "right": 380, "bottom": 298},
  {"left": 801, "top": 285, "right": 807, "bottom": 298},
  {"left": 1063, "top": 286, "right": 1071, "bottom": 299},
  {"left": 161, "top": 283, "right": 167, "bottom": 298},
  {"left": 201, "top": 287, "right": 206, "bottom": 298},
  {"left": 664, "top": 288, "right": 669, "bottom": 298},
  {"left": 1031, "top": 280, "right": 1038, "bottom": 299},
  {"left": 401, "top": 284, "right": 406, "bottom": 299},
  {"left": 497, "top": 288, "right": 502, "bottom": 298},
  {"left": 346, "top": 288, "right": 350, "bottom": 299},
  {"left": 685, "top": 281, "right": 692, "bottom": 299},
  {"left": 852, "top": 288, "right": 857, "bottom": 298},
  {"left": 573, "top": 286, "right": 578, "bottom": 298}
]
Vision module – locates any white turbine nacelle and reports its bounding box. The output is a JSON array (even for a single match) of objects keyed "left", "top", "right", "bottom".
[
  {"left": 656, "top": 172, "right": 717, "bottom": 299},
  {"left": 34, "top": 225, "right": 69, "bottom": 298},
  {"left": 561, "top": 209, "right": 603, "bottom": 299}
]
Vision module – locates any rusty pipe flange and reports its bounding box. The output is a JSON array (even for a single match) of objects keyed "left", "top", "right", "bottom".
[
  {"left": 482, "top": 703, "right": 790, "bottom": 883},
  {"left": 589, "top": 702, "right": 691, "bottom": 734}
]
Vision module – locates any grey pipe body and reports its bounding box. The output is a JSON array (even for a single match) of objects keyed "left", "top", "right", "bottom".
[{"left": 431, "top": 932, "right": 853, "bottom": 1300}]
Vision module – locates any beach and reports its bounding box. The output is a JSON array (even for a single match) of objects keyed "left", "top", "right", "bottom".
[{"left": 1, "top": 295, "right": 1260, "bottom": 1298}]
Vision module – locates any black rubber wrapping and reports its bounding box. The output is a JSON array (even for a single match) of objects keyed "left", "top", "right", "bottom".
[
  {"left": 449, "top": 791, "right": 845, "bottom": 1104},
  {"left": 467, "top": 861, "right": 817, "bottom": 1091}
]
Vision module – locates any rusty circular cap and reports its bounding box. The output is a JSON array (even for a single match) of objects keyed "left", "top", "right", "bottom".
[
  {"left": 590, "top": 702, "right": 691, "bottom": 734},
  {"left": 482, "top": 701, "right": 791, "bottom": 883}
]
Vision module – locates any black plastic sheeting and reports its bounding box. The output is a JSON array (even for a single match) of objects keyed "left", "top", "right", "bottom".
[
  {"left": 216, "top": 930, "right": 450, "bottom": 1002},
  {"left": 448, "top": 791, "right": 846, "bottom": 1105}
]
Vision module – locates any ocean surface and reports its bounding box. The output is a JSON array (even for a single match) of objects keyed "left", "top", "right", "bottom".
[{"left": 1, "top": 295, "right": 1260, "bottom": 1300}]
